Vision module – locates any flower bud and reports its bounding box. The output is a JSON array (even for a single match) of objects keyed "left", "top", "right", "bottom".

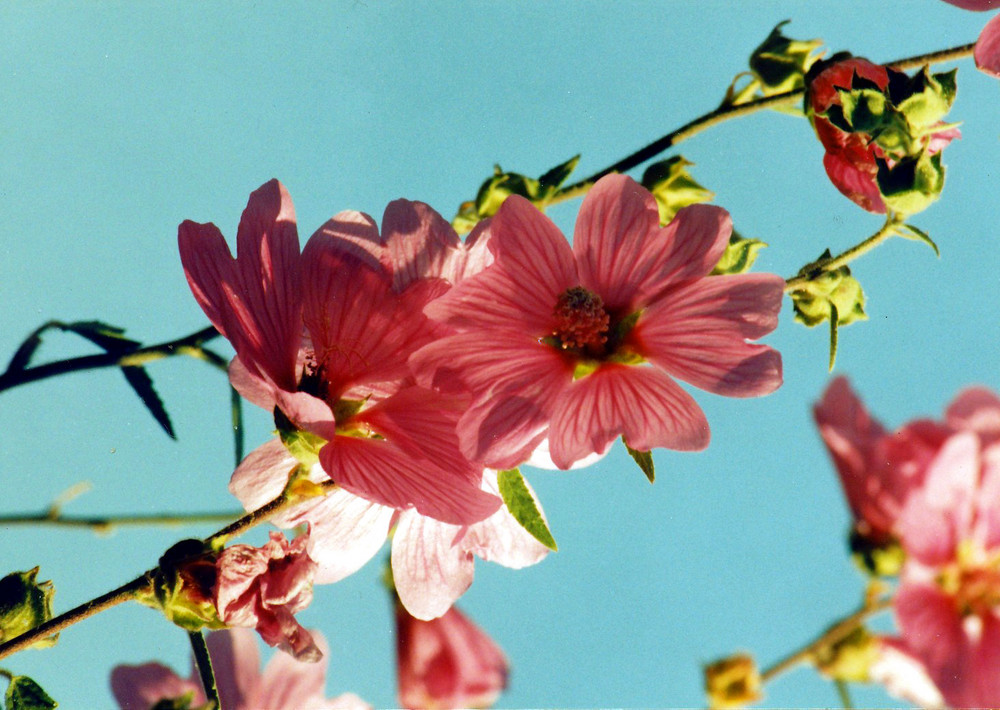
[
  {"left": 813, "top": 625, "right": 879, "bottom": 683},
  {"left": 791, "top": 256, "right": 867, "bottom": 329},
  {"left": 139, "top": 539, "right": 224, "bottom": 632},
  {"left": 640, "top": 156, "right": 714, "bottom": 226},
  {"left": 748, "top": 21, "right": 823, "bottom": 94},
  {"left": 0, "top": 568, "right": 56, "bottom": 648},
  {"left": 705, "top": 653, "right": 762, "bottom": 709}
]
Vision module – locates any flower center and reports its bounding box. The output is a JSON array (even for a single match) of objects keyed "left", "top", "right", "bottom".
[
  {"left": 938, "top": 541, "right": 1000, "bottom": 618},
  {"left": 552, "top": 286, "right": 610, "bottom": 351}
]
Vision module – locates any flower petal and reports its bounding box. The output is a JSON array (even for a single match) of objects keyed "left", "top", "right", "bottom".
[
  {"left": 383, "top": 199, "right": 463, "bottom": 289},
  {"left": 204, "top": 628, "right": 263, "bottom": 710},
  {"left": 257, "top": 628, "right": 332, "bottom": 710},
  {"left": 895, "top": 581, "right": 969, "bottom": 703},
  {"left": 111, "top": 662, "right": 203, "bottom": 710},
  {"left": 229, "top": 439, "right": 299, "bottom": 514},
  {"left": 392, "top": 512, "right": 475, "bottom": 620},
  {"left": 822, "top": 150, "right": 885, "bottom": 214},
  {"left": 634, "top": 273, "right": 783, "bottom": 397},
  {"left": 975, "top": 13, "right": 1000, "bottom": 77},
  {"left": 549, "top": 365, "right": 709, "bottom": 469},
  {"left": 947, "top": 386, "right": 1000, "bottom": 442},
  {"left": 309, "top": 210, "right": 385, "bottom": 273},
  {"left": 462, "top": 470, "right": 551, "bottom": 568}
]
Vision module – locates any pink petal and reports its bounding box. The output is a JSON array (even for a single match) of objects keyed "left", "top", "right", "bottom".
[
  {"left": 822, "top": 150, "right": 886, "bottom": 214},
  {"left": 947, "top": 386, "right": 1000, "bottom": 442},
  {"left": 111, "top": 662, "right": 203, "bottom": 710},
  {"left": 204, "top": 628, "right": 263, "bottom": 710},
  {"left": 320, "top": 435, "right": 500, "bottom": 526},
  {"left": 869, "top": 638, "right": 945, "bottom": 709},
  {"left": 941, "top": 0, "right": 1000, "bottom": 9},
  {"left": 257, "top": 629, "right": 332, "bottom": 710},
  {"left": 179, "top": 180, "right": 303, "bottom": 391},
  {"left": 450, "top": 219, "right": 495, "bottom": 283},
  {"left": 229, "top": 355, "right": 279, "bottom": 412},
  {"left": 458, "top": 394, "right": 551, "bottom": 469},
  {"left": 382, "top": 200, "right": 463, "bottom": 289},
  {"left": 573, "top": 175, "right": 730, "bottom": 311},
  {"left": 309, "top": 210, "right": 385, "bottom": 274},
  {"left": 633, "top": 273, "right": 783, "bottom": 397},
  {"left": 549, "top": 365, "right": 709, "bottom": 469},
  {"left": 274, "top": 389, "right": 338, "bottom": 442},
  {"left": 973, "top": 443, "right": 1000, "bottom": 550},
  {"left": 895, "top": 581, "right": 970, "bottom": 702},
  {"left": 229, "top": 439, "right": 299, "bottom": 514},
  {"left": 462, "top": 470, "right": 551, "bottom": 569},
  {"left": 976, "top": 13, "right": 1000, "bottom": 77},
  {"left": 392, "top": 512, "right": 476, "bottom": 621}
]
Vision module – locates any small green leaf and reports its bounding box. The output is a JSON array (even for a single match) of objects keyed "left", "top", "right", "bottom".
[
  {"left": 895, "top": 223, "right": 940, "bottom": 257},
  {"left": 537, "top": 154, "right": 580, "bottom": 198},
  {"left": 121, "top": 366, "right": 176, "bottom": 439},
  {"left": 623, "top": 438, "right": 654, "bottom": 483},
  {"left": 231, "top": 386, "right": 245, "bottom": 466},
  {"left": 829, "top": 302, "right": 840, "bottom": 371},
  {"left": 5, "top": 675, "right": 58, "bottom": 710},
  {"left": 497, "top": 469, "right": 557, "bottom": 551}
]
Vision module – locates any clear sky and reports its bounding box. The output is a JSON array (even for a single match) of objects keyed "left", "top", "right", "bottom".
[{"left": 1, "top": 2, "right": 998, "bottom": 708}]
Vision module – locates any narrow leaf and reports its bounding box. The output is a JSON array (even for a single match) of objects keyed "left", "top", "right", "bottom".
[
  {"left": 896, "top": 223, "right": 940, "bottom": 257},
  {"left": 63, "top": 320, "right": 140, "bottom": 354},
  {"left": 623, "top": 437, "right": 655, "bottom": 483},
  {"left": 231, "top": 386, "right": 244, "bottom": 466},
  {"left": 828, "top": 303, "right": 840, "bottom": 372},
  {"left": 5, "top": 675, "right": 58, "bottom": 710},
  {"left": 121, "top": 366, "right": 176, "bottom": 439},
  {"left": 6, "top": 330, "right": 47, "bottom": 373},
  {"left": 537, "top": 154, "right": 580, "bottom": 193},
  {"left": 497, "top": 469, "right": 557, "bottom": 551}
]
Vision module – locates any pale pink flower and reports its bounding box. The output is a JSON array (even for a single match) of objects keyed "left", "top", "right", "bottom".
[
  {"left": 215, "top": 530, "right": 320, "bottom": 661},
  {"left": 937, "top": 1, "right": 1000, "bottom": 75},
  {"left": 179, "top": 180, "right": 499, "bottom": 526},
  {"left": 411, "top": 174, "right": 783, "bottom": 470},
  {"left": 890, "top": 431, "right": 1000, "bottom": 707},
  {"left": 869, "top": 637, "right": 945, "bottom": 709},
  {"left": 230, "top": 439, "right": 549, "bottom": 620},
  {"left": 396, "top": 602, "right": 508, "bottom": 710},
  {"left": 111, "top": 628, "right": 369, "bottom": 710}
]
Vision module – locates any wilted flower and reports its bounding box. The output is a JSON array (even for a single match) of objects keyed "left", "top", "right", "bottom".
[
  {"left": 412, "top": 174, "right": 783, "bottom": 470},
  {"left": 215, "top": 531, "right": 319, "bottom": 661},
  {"left": 111, "top": 628, "right": 368, "bottom": 710},
  {"left": 396, "top": 601, "right": 508, "bottom": 710}
]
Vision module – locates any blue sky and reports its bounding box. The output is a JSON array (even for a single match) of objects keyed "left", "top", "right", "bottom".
[{"left": 1, "top": 2, "right": 998, "bottom": 708}]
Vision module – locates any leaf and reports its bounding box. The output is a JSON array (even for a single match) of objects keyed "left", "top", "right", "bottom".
[
  {"left": 896, "top": 223, "right": 940, "bottom": 257},
  {"left": 536, "top": 154, "right": 580, "bottom": 198},
  {"left": 63, "top": 320, "right": 140, "bottom": 354},
  {"left": 5, "top": 328, "right": 48, "bottom": 373},
  {"left": 120, "top": 366, "right": 176, "bottom": 439},
  {"left": 828, "top": 302, "right": 840, "bottom": 372},
  {"left": 623, "top": 437, "right": 654, "bottom": 483},
  {"left": 230, "top": 386, "right": 244, "bottom": 466},
  {"left": 497, "top": 469, "right": 557, "bottom": 551},
  {"left": 5, "top": 675, "right": 58, "bottom": 710}
]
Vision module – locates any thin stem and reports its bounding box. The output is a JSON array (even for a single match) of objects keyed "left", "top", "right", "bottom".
[
  {"left": 549, "top": 41, "right": 975, "bottom": 207},
  {"left": 760, "top": 596, "right": 892, "bottom": 683},
  {"left": 0, "top": 324, "right": 222, "bottom": 394},
  {"left": 189, "top": 630, "right": 221, "bottom": 710},
  {"left": 0, "top": 482, "right": 337, "bottom": 662},
  {"left": 0, "top": 668, "right": 13, "bottom": 681},
  {"left": 0, "top": 510, "right": 242, "bottom": 532},
  {"left": 835, "top": 678, "right": 854, "bottom": 709},
  {"left": 784, "top": 215, "right": 903, "bottom": 292}
]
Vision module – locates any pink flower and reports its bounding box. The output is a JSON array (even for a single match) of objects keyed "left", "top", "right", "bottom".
[
  {"left": 869, "top": 637, "right": 945, "bottom": 709},
  {"left": 941, "top": 0, "right": 999, "bottom": 8},
  {"left": 396, "top": 602, "right": 508, "bottom": 710},
  {"left": 890, "top": 431, "right": 1000, "bottom": 707},
  {"left": 179, "top": 180, "right": 499, "bottom": 526},
  {"left": 936, "top": 1, "right": 1000, "bottom": 76},
  {"left": 411, "top": 174, "right": 783, "bottom": 470},
  {"left": 111, "top": 628, "right": 369, "bottom": 710},
  {"left": 215, "top": 530, "right": 320, "bottom": 661},
  {"left": 230, "top": 439, "right": 550, "bottom": 620},
  {"left": 813, "top": 377, "right": 950, "bottom": 547}
]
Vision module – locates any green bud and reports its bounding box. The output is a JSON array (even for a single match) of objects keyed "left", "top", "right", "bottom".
[
  {"left": 893, "top": 67, "right": 957, "bottom": 131},
  {"left": 705, "top": 653, "right": 763, "bottom": 709},
  {"left": 0, "top": 569, "right": 56, "bottom": 648},
  {"left": 791, "top": 257, "right": 867, "bottom": 329},
  {"left": 876, "top": 151, "right": 945, "bottom": 216},
  {"left": 835, "top": 87, "right": 889, "bottom": 135},
  {"left": 813, "top": 625, "right": 878, "bottom": 683},
  {"left": 849, "top": 527, "right": 905, "bottom": 578},
  {"left": 640, "top": 156, "right": 714, "bottom": 225},
  {"left": 139, "top": 539, "right": 224, "bottom": 633},
  {"left": 748, "top": 21, "right": 824, "bottom": 95},
  {"left": 711, "top": 232, "right": 767, "bottom": 275}
]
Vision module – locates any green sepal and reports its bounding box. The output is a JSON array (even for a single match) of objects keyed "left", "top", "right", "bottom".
[
  {"left": 0, "top": 569, "right": 56, "bottom": 648},
  {"left": 150, "top": 693, "right": 199, "bottom": 710},
  {"left": 144, "top": 539, "right": 224, "bottom": 633},
  {"left": 121, "top": 365, "right": 176, "bottom": 439},
  {"left": 497, "top": 469, "right": 557, "bottom": 551},
  {"left": 876, "top": 151, "right": 945, "bottom": 216},
  {"left": 895, "top": 223, "right": 940, "bottom": 257},
  {"left": 4, "top": 675, "right": 58, "bottom": 710},
  {"left": 452, "top": 156, "right": 580, "bottom": 234},
  {"left": 640, "top": 156, "right": 714, "bottom": 226},
  {"left": 748, "top": 21, "right": 824, "bottom": 95},
  {"left": 623, "top": 438, "right": 654, "bottom": 483},
  {"left": 791, "top": 257, "right": 867, "bottom": 329},
  {"left": 893, "top": 66, "right": 957, "bottom": 131},
  {"left": 711, "top": 232, "right": 767, "bottom": 275},
  {"left": 835, "top": 86, "right": 890, "bottom": 135},
  {"left": 274, "top": 407, "right": 326, "bottom": 469},
  {"left": 849, "top": 528, "right": 905, "bottom": 578},
  {"left": 812, "top": 625, "right": 878, "bottom": 683}
]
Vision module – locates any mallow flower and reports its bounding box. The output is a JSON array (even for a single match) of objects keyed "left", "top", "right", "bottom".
[
  {"left": 411, "top": 174, "right": 784, "bottom": 470},
  {"left": 111, "top": 628, "right": 368, "bottom": 710},
  {"left": 936, "top": 0, "right": 1000, "bottom": 76},
  {"left": 178, "top": 180, "right": 499, "bottom": 527}
]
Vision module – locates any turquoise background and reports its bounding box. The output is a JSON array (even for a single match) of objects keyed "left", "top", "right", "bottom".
[{"left": 2, "top": 2, "right": 998, "bottom": 707}]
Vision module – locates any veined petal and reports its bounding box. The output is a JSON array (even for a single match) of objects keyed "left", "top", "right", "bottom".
[
  {"left": 459, "top": 393, "right": 552, "bottom": 470},
  {"left": 383, "top": 199, "right": 463, "bottom": 290},
  {"left": 229, "top": 355, "right": 279, "bottom": 412},
  {"left": 822, "top": 150, "right": 886, "bottom": 214},
  {"left": 634, "top": 273, "right": 784, "bottom": 397},
  {"left": 229, "top": 439, "right": 299, "bottom": 515},
  {"left": 309, "top": 210, "right": 385, "bottom": 274},
  {"left": 392, "top": 512, "right": 475, "bottom": 621},
  {"left": 319, "top": 436, "right": 500, "bottom": 526},
  {"left": 463, "top": 470, "right": 550, "bottom": 569},
  {"left": 450, "top": 219, "right": 495, "bottom": 283},
  {"left": 549, "top": 365, "right": 709, "bottom": 469},
  {"left": 257, "top": 629, "right": 332, "bottom": 710},
  {"left": 976, "top": 13, "right": 1000, "bottom": 77}
]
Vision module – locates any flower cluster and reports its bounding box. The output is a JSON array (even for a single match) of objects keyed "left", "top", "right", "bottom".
[{"left": 815, "top": 378, "right": 1000, "bottom": 706}]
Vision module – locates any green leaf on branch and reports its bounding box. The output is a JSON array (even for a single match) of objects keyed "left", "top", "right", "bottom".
[
  {"left": 623, "top": 438, "right": 654, "bottom": 483},
  {"left": 497, "top": 469, "right": 557, "bottom": 551},
  {"left": 62, "top": 320, "right": 140, "bottom": 354},
  {"left": 452, "top": 156, "right": 580, "bottom": 234},
  {"left": 711, "top": 232, "right": 767, "bottom": 275},
  {"left": 121, "top": 366, "right": 176, "bottom": 439},
  {"left": 895, "top": 223, "right": 940, "bottom": 257},
  {"left": 640, "top": 156, "right": 714, "bottom": 226},
  {"left": 4, "top": 675, "right": 58, "bottom": 710}
]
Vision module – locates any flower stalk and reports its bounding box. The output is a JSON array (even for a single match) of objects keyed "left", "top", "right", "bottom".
[{"left": 188, "top": 630, "right": 221, "bottom": 710}]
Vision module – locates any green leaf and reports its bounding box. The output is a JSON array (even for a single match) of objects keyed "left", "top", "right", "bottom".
[
  {"left": 231, "top": 386, "right": 245, "bottom": 466},
  {"left": 62, "top": 320, "right": 140, "bottom": 354},
  {"left": 5, "top": 675, "right": 58, "bottom": 710},
  {"left": 537, "top": 154, "right": 580, "bottom": 198},
  {"left": 623, "top": 438, "right": 654, "bottom": 483},
  {"left": 711, "top": 232, "right": 767, "bottom": 275},
  {"left": 828, "top": 302, "right": 840, "bottom": 371},
  {"left": 895, "top": 223, "right": 940, "bottom": 257},
  {"left": 121, "top": 366, "right": 176, "bottom": 439},
  {"left": 497, "top": 469, "right": 557, "bottom": 551}
]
